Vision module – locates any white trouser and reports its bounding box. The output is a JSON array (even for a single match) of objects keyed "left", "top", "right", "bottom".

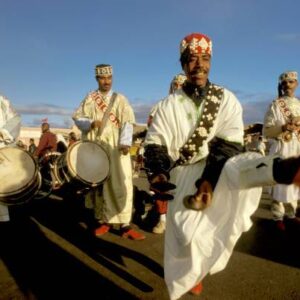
[{"left": 0, "top": 203, "right": 9, "bottom": 222}]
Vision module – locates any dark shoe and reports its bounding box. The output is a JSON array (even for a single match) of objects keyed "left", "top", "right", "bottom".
[
  {"left": 95, "top": 224, "right": 111, "bottom": 237},
  {"left": 121, "top": 228, "right": 145, "bottom": 240},
  {"left": 189, "top": 282, "right": 203, "bottom": 296}
]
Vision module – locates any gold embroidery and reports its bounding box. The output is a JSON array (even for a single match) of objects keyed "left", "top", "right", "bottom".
[{"left": 277, "top": 98, "right": 300, "bottom": 142}]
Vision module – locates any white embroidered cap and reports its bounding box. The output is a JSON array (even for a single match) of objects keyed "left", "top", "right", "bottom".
[
  {"left": 95, "top": 65, "right": 113, "bottom": 77},
  {"left": 279, "top": 71, "right": 298, "bottom": 83}
]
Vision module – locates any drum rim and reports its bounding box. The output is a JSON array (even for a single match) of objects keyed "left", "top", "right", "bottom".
[
  {"left": 53, "top": 154, "right": 67, "bottom": 185},
  {"left": 66, "top": 140, "right": 110, "bottom": 185},
  {"left": 0, "top": 147, "right": 39, "bottom": 196},
  {"left": 0, "top": 171, "right": 42, "bottom": 206}
]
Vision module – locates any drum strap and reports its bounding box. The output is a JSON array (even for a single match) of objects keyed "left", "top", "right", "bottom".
[{"left": 98, "top": 93, "right": 117, "bottom": 136}]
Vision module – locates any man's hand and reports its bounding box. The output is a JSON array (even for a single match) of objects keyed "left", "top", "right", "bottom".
[
  {"left": 119, "top": 145, "right": 129, "bottom": 155},
  {"left": 292, "top": 116, "right": 300, "bottom": 127},
  {"left": 149, "top": 173, "right": 176, "bottom": 201},
  {"left": 183, "top": 180, "right": 213, "bottom": 211},
  {"left": 283, "top": 117, "right": 300, "bottom": 132},
  {"left": 91, "top": 120, "right": 102, "bottom": 129}
]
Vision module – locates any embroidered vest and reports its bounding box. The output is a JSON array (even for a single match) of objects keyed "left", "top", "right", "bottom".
[{"left": 176, "top": 83, "right": 224, "bottom": 165}]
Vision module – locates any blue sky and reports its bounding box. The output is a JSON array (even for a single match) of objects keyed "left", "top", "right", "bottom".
[{"left": 1, "top": 0, "right": 300, "bottom": 128}]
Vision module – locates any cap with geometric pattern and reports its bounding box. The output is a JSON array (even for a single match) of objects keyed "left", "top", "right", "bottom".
[
  {"left": 95, "top": 64, "right": 113, "bottom": 77},
  {"left": 180, "top": 33, "right": 212, "bottom": 56}
]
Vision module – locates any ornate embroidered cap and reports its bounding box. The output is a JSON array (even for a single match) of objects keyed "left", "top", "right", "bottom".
[
  {"left": 279, "top": 71, "right": 298, "bottom": 83},
  {"left": 180, "top": 33, "right": 212, "bottom": 56},
  {"left": 95, "top": 64, "right": 113, "bottom": 77}
]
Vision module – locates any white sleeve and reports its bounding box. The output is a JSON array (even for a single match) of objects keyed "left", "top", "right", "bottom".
[
  {"left": 0, "top": 96, "right": 21, "bottom": 143},
  {"left": 215, "top": 89, "right": 244, "bottom": 144},
  {"left": 73, "top": 117, "right": 92, "bottom": 132},
  {"left": 119, "top": 122, "right": 133, "bottom": 146}
]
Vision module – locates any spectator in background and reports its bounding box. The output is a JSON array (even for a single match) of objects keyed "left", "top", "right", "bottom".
[
  {"left": 34, "top": 122, "right": 57, "bottom": 160},
  {"left": 28, "top": 138, "right": 37, "bottom": 155},
  {"left": 16, "top": 140, "right": 26, "bottom": 150},
  {"left": 256, "top": 136, "right": 266, "bottom": 156},
  {"left": 68, "top": 131, "right": 77, "bottom": 147},
  {"left": 263, "top": 70, "right": 300, "bottom": 231}
]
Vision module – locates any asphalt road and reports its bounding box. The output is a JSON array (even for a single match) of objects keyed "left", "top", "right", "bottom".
[{"left": 0, "top": 174, "right": 300, "bottom": 300}]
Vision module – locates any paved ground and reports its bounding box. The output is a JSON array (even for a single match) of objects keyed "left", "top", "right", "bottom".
[{"left": 0, "top": 174, "right": 300, "bottom": 300}]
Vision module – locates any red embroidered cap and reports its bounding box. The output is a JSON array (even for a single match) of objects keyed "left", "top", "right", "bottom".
[{"left": 180, "top": 33, "right": 212, "bottom": 56}]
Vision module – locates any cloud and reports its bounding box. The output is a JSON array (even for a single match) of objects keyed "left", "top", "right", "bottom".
[
  {"left": 242, "top": 92, "right": 300, "bottom": 125},
  {"left": 20, "top": 92, "right": 300, "bottom": 129},
  {"left": 242, "top": 100, "right": 270, "bottom": 125},
  {"left": 16, "top": 103, "right": 73, "bottom": 116},
  {"left": 275, "top": 33, "right": 300, "bottom": 42},
  {"left": 17, "top": 101, "right": 153, "bottom": 125},
  {"left": 132, "top": 102, "right": 156, "bottom": 124},
  {"left": 232, "top": 90, "right": 273, "bottom": 125}
]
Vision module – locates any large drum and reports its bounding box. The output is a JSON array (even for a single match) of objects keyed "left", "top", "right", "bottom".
[
  {"left": 0, "top": 147, "right": 41, "bottom": 205},
  {"left": 53, "top": 141, "right": 110, "bottom": 188}
]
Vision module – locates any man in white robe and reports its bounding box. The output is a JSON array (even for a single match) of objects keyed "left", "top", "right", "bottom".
[
  {"left": 263, "top": 71, "right": 300, "bottom": 231},
  {"left": 0, "top": 94, "right": 21, "bottom": 222},
  {"left": 143, "top": 33, "right": 300, "bottom": 300},
  {"left": 73, "top": 64, "right": 145, "bottom": 240}
]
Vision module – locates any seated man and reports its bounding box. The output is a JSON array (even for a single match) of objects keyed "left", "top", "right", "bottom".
[
  {"left": 34, "top": 122, "right": 58, "bottom": 186},
  {"left": 34, "top": 122, "right": 57, "bottom": 160}
]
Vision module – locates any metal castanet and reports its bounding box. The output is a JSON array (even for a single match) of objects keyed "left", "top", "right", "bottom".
[{"left": 183, "top": 192, "right": 212, "bottom": 211}]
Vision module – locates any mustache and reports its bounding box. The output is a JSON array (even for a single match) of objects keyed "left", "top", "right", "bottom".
[{"left": 189, "top": 69, "right": 208, "bottom": 75}]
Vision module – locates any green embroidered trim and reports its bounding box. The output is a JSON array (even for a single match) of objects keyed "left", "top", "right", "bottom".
[{"left": 187, "top": 112, "right": 193, "bottom": 120}]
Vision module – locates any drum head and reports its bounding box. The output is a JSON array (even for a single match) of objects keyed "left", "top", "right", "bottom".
[
  {"left": 0, "top": 147, "right": 37, "bottom": 195},
  {"left": 67, "top": 141, "right": 109, "bottom": 185}
]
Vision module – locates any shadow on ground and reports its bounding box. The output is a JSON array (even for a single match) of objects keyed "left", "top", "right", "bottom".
[
  {"left": 0, "top": 193, "right": 164, "bottom": 299},
  {"left": 0, "top": 211, "right": 138, "bottom": 300},
  {"left": 235, "top": 215, "right": 300, "bottom": 269}
]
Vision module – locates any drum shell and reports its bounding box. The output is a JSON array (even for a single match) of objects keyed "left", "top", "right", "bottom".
[
  {"left": 0, "top": 147, "right": 42, "bottom": 205},
  {"left": 53, "top": 141, "right": 110, "bottom": 189}
]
